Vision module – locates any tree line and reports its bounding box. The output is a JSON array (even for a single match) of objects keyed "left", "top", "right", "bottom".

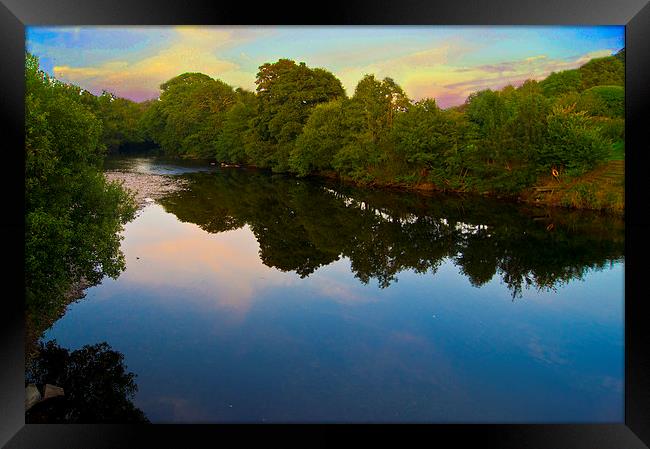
[
  {"left": 28, "top": 49, "right": 624, "bottom": 195},
  {"left": 137, "top": 49, "right": 623, "bottom": 194}
]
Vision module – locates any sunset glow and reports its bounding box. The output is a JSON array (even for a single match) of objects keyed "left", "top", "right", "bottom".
[{"left": 26, "top": 25, "right": 623, "bottom": 108}]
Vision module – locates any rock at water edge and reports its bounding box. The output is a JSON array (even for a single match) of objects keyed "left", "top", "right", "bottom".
[
  {"left": 26, "top": 384, "right": 41, "bottom": 410},
  {"left": 43, "top": 384, "right": 65, "bottom": 400}
]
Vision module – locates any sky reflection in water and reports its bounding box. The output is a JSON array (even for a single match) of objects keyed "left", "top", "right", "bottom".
[{"left": 44, "top": 160, "right": 624, "bottom": 423}]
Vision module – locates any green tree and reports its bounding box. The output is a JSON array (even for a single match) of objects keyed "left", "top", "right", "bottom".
[
  {"left": 247, "top": 59, "right": 346, "bottom": 171},
  {"left": 328, "top": 99, "right": 376, "bottom": 180},
  {"left": 578, "top": 55, "right": 624, "bottom": 90},
  {"left": 614, "top": 48, "right": 625, "bottom": 64},
  {"left": 538, "top": 104, "right": 610, "bottom": 174},
  {"left": 465, "top": 88, "right": 510, "bottom": 156},
  {"left": 577, "top": 85, "right": 624, "bottom": 118},
  {"left": 351, "top": 74, "right": 409, "bottom": 148},
  {"left": 94, "top": 91, "right": 146, "bottom": 153},
  {"left": 509, "top": 80, "right": 551, "bottom": 158},
  {"left": 391, "top": 98, "right": 473, "bottom": 185},
  {"left": 146, "top": 73, "right": 237, "bottom": 158},
  {"left": 139, "top": 98, "right": 166, "bottom": 150},
  {"left": 539, "top": 69, "right": 582, "bottom": 97},
  {"left": 290, "top": 97, "right": 377, "bottom": 178},
  {"left": 215, "top": 88, "right": 257, "bottom": 163},
  {"left": 25, "top": 52, "right": 136, "bottom": 324},
  {"left": 464, "top": 82, "right": 548, "bottom": 192},
  {"left": 290, "top": 100, "right": 345, "bottom": 176}
]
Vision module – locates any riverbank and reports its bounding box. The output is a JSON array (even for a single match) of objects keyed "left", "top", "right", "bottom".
[
  {"left": 518, "top": 160, "right": 624, "bottom": 215},
  {"left": 112, "top": 154, "right": 624, "bottom": 215},
  {"left": 26, "top": 278, "right": 92, "bottom": 365},
  {"left": 283, "top": 164, "right": 625, "bottom": 216}
]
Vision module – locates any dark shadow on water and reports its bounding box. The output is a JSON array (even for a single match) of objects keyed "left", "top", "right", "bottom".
[
  {"left": 158, "top": 168, "right": 624, "bottom": 298},
  {"left": 26, "top": 340, "right": 149, "bottom": 423}
]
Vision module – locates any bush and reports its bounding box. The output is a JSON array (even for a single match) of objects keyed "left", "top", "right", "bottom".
[
  {"left": 578, "top": 85, "right": 624, "bottom": 118},
  {"left": 589, "top": 116, "right": 625, "bottom": 142},
  {"left": 537, "top": 105, "right": 610, "bottom": 174}
]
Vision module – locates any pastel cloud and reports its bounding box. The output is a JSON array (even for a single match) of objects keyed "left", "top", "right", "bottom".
[
  {"left": 118, "top": 205, "right": 373, "bottom": 322},
  {"left": 115, "top": 206, "right": 281, "bottom": 318},
  {"left": 52, "top": 26, "right": 263, "bottom": 101},
  {"left": 338, "top": 48, "right": 615, "bottom": 108},
  {"left": 28, "top": 26, "right": 623, "bottom": 106},
  {"left": 333, "top": 40, "right": 472, "bottom": 97}
]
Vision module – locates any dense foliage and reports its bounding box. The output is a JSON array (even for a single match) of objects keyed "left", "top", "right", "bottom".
[
  {"left": 140, "top": 73, "right": 238, "bottom": 158},
  {"left": 91, "top": 92, "right": 148, "bottom": 152},
  {"left": 69, "top": 50, "right": 618, "bottom": 195},
  {"left": 25, "top": 53, "right": 136, "bottom": 322},
  {"left": 139, "top": 52, "right": 624, "bottom": 195},
  {"left": 245, "top": 59, "right": 346, "bottom": 171},
  {"left": 28, "top": 47, "right": 625, "bottom": 218},
  {"left": 215, "top": 88, "right": 258, "bottom": 163},
  {"left": 23, "top": 47, "right": 625, "bottom": 422}
]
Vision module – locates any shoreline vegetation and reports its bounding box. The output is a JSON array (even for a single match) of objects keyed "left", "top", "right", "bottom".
[
  {"left": 136, "top": 50, "right": 623, "bottom": 215},
  {"left": 214, "top": 158, "right": 624, "bottom": 215},
  {"left": 26, "top": 53, "right": 137, "bottom": 365},
  {"left": 26, "top": 171, "right": 188, "bottom": 363},
  {"left": 29, "top": 49, "right": 622, "bottom": 213}
]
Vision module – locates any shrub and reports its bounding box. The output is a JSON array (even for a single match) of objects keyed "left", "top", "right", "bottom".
[
  {"left": 578, "top": 85, "right": 624, "bottom": 118},
  {"left": 537, "top": 105, "right": 610, "bottom": 173},
  {"left": 589, "top": 116, "right": 625, "bottom": 142}
]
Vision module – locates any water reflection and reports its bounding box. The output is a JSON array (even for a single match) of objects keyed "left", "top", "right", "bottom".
[
  {"left": 104, "top": 156, "right": 217, "bottom": 175},
  {"left": 118, "top": 212, "right": 296, "bottom": 317},
  {"left": 159, "top": 169, "right": 624, "bottom": 297},
  {"left": 42, "top": 159, "right": 624, "bottom": 423},
  {"left": 26, "top": 340, "right": 148, "bottom": 423}
]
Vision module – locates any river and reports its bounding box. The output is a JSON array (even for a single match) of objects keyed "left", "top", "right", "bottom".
[{"left": 40, "top": 156, "right": 624, "bottom": 423}]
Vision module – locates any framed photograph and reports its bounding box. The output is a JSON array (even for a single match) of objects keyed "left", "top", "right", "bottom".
[{"left": 2, "top": 0, "right": 649, "bottom": 447}]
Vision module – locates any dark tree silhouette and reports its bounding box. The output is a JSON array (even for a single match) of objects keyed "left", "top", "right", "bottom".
[
  {"left": 26, "top": 340, "right": 148, "bottom": 423},
  {"left": 159, "top": 170, "right": 624, "bottom": 297}
]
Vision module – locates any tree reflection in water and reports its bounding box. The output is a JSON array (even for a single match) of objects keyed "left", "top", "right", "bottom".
[
  {"left": 159, "top": 169, "right": 624, "bottom": 298},
  {"left": 26, "top": 340, "right": 148, "bottom": 423}
]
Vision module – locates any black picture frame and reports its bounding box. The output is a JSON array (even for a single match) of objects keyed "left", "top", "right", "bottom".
[{"left": 2, "top": 0, "right": 649, "bottom": 447}]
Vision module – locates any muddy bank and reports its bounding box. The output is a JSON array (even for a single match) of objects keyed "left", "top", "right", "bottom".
[{"left": 26, "top": 277, "right": 93, "bottom": 365}]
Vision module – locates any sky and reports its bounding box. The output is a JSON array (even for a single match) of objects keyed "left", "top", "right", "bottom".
[{"left": 26, "top": 26, "right": 624, "bottom": 108}]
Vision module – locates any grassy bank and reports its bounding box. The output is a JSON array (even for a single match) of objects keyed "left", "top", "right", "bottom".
[
  {"left": 518, "top": 142, "right": 624, "bottom": 214},
  {"left": 180, "top": 141, "right": 624, "bottom": 215},
  {"left": 305, "top": 154, "right": 624, "bottom": 216}
]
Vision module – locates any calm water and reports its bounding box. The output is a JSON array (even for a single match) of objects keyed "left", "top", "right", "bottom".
[{"left": 43, "top": 156, "right": 625, "bottom": 423}]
